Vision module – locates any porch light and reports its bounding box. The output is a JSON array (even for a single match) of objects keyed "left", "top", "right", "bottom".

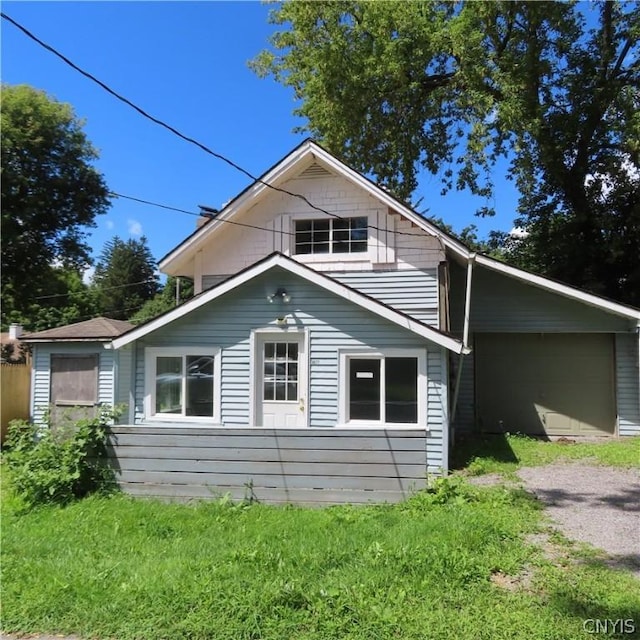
[{"left": 267, "top": 288, "right": 291, "bottom": 304}]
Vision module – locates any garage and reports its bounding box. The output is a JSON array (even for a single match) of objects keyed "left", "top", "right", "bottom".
[{"left": 474, "top": 333, "right": 616, "bottom": 436}]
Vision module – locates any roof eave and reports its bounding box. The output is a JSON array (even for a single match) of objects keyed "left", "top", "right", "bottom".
[{"left": 114, "top": 253, "right": 465, "bottom": 354}]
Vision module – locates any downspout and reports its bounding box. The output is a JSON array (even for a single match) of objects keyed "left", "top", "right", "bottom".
[{"left": 450, "top": 253, "right": 476, "bottom": 434}]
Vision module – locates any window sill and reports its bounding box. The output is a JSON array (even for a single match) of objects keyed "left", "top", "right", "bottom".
[
  {"left": 336, "top": 422, "right": 429, "bottom": 432},
  {"left": 294, "top": 252, "right": 371, "bottom": 264}
]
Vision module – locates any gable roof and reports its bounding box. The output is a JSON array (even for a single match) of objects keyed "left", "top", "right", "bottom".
[
  {"left": 112, "top": 252, "right": 467, "bottom": 354},
  {"left": 475, "top": 255, "right": 640, "bottom": 322},
  {"left": 158, "top": 138, "right": 470, "bottom": 272},
  {"left": 160, "top": 139, "right": 640, "bottom": 324},
  {"left": 23, "top": 317, "right": 135, "bottom": 343}
]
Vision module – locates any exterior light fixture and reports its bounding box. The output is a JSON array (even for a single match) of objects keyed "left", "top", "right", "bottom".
[{"left": 267, "top": 288, "right": 291, "bottom": 304}]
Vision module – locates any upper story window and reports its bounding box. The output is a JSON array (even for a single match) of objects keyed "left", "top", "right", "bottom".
[{"left": 294, "top": 216, "right": 368, "bottom": 255}]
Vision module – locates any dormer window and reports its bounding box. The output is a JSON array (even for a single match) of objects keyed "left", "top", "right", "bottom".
[{"left": 295, "top": 216, "right": 368, "bottom": 255}]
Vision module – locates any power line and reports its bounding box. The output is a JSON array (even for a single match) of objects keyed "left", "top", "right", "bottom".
[
  {"left": 2, "top": 11, "right": 460, "bottom": 246},
  {"left": 32, "top": 277, "right": 159, "bottom": 301},
  {"left": 0, "top": 11, "right": 343, "bottom": 222},
  {"left": 110, "top": 192, "right": 295, "bottom": 236}
]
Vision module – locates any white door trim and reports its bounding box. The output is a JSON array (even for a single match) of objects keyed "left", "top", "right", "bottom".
[{"left": 249, "top": 328, "right": 309, "bottom": 427}]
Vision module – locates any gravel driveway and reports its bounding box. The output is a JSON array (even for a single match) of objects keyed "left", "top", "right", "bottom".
[{"left": 502, "top": 463, "right": 639, "bottom": 577}]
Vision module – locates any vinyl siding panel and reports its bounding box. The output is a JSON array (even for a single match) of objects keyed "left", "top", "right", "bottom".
[
  {"left": 616, "top": 333, "right": 640, "bottom": 436},
  {"left": 454, "top": 265, "right": 633, "bottom": 333},
  {"left": 449, "top": 262, "right": 637, "bottom": 433},
  {"left": 125, "top": 266, "right": 450, "bottom": 499},
  {"left": 331, "top": 269, "right": 439, "bottom": 326},
  {"left": 31, "top": 343, "right": 115, "bottom": 425}
]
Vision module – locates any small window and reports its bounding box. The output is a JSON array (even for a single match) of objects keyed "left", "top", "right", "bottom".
[
  {"left": 295, "top": 217, "right": 368, "bottom": 255},
  {"left": 146, "top": 348, "right": 219, "bottom": 421},
  {"left": 344, "top": 352, "right": 422, "bottom": 425}
]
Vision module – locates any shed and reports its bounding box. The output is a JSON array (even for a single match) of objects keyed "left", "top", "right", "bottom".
[{"left": 23, "top": 317, "right": 133, "bottom": 426}]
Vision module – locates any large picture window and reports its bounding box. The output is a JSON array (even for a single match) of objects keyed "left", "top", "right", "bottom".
[
  {"left": 146, "top": 348, "right": 220, "bottom": 421},
  {"left": 294, "top": 216, "right": 368, "bottom": 255},
  {"left": 341, "top": 351, "right": 425, "bottom": 425}
]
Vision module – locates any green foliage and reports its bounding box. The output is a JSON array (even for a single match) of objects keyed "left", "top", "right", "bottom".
[
  {"left": 3, "top": 407, "right": 119, "bottom": 508},
  {"left": 3, "top": 265, "right": 100, "bottom": 333},
  {"left": 453, "top": 433, "right": 640, "bottom": 476},
  {"left": 93, "top": 235, "right": 160, "bottom": 320},
  {"left": 130, "top": 276, "right": 194, "bottom": 325},
  {"left": 255, "top": 2, "right": 640, "bottom": 305},
  {"left": 3, "top": 478, "right": 638, "bottom": 639},
  {"left": 1, "top": 84, "right": 110, "bottom": 327}
]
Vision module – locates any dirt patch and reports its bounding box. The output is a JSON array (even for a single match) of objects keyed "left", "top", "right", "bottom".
[
  {"left": 518, "top": 463, "right": 640, "bottom": 577},
  {"left": 471, "top": 462, "right": 640, "bottom": 578}
]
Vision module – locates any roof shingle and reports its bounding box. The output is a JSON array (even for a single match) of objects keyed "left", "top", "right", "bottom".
[{"left": 23, "top": 317, "right": 134, "bottom": 342}]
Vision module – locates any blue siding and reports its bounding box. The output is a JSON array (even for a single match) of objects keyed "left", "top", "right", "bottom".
[
  {"left": 616, "top": 333, "right": 640, "bottom": 436},
  {"left": 131, "top": 267, "right": 448, "bottom": 472},
  {"left": 331, "top": 269, "right": 439, "bottom": 326},
  {"left": 449, "top": 263, "right": 638, "bottom": 433},
  {"left": 31, "top": 343, "right": 115, "bottom": 425}
]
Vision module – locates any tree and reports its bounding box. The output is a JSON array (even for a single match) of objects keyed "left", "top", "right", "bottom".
[
  {"left": 253, "top": 1, "right": 640, "bottom": 305},
  {"left": 93, "top": 236, "right": 160, "bottom": 320},
  {"left": 130, "top": 276, "right": 194, "bottom": 325},
  {"left": 3, "top": 267, "right": 100, "bottom": 333},
  {"left": 1, "top": 84, "right": 110, "bottom": 326}
]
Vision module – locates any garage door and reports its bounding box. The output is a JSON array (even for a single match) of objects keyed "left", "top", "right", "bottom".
[{"left": 475, "top": 333, "right": 615, "bottom": 436}]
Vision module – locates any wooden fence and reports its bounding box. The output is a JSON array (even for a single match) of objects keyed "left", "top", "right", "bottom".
[
  {"left": 1, "top": 363, "right": 31, "bottom": 443},
  {"left": 107, "top": 426, "right": 429, "bottom": 505}
]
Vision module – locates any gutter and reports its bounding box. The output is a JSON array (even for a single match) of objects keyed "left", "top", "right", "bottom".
[{"left": 451, "top": 252, "right": 476, "bottom": 426}]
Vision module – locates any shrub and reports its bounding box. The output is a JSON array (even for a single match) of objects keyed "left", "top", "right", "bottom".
[{"left": 3, "top": 406, "right": 120, "bottom": 507}]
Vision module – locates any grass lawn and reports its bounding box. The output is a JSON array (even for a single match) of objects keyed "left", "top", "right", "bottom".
[
  {"left": 452, "top": 433, "right": 640, "bottom": 477},
  {"left": 2, "top": 436, "right": 639, "bottom": 640}
]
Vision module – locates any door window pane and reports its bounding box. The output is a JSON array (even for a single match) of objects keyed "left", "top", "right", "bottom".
[
  {"left": 156, "top": 356, "right": 182, "bottom": 414},
  {"left": 349, "top": 359, "right": 380, "bottom": 420},
  {"left": 263, "top": 341, "right": 299, "bottom": 402},
  {"left": 186, "top": 355, "right": 214, "bottom": 417},
  {"left": 386, "top": 358, "right": 418, "bottom": 423}
]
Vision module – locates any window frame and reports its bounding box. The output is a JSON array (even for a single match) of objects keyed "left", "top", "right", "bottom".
[
  {"left": 292, "top": 215, "right": 369, "bottom": 261},
  {"left": 338, "top": 348, "right": 427, "bottom": 428},
  {"left": 144, "top": 346, "right": 221, "bottom": 423}
]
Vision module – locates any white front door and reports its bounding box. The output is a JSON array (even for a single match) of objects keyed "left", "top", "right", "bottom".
[{"left": 257, "top": 333, "right": 306, "bottom": 427}]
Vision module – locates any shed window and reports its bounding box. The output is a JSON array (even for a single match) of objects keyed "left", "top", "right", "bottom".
[
  {"left": 146, "top": 347, "right": 220, "bottom": 421},
  {"left": 295, "top": 217, "right": 368, "bottom": 255},
  {"left": 50, "top": 354, "right": 99, "bottom": 426}
]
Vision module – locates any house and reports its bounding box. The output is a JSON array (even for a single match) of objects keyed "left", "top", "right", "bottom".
[
  {"left": 23, "top": 317, "right": 133, "bottom": 426},
  {"left": 27, "top": 141, "right": 640, "bottom": 504}
]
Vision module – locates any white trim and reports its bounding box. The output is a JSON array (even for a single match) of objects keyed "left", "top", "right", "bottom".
[
  {"left": 475, "top": 254, "right": 640, "bottom": 321},
  {"left": 113, "top": 253, "right": 467, "bottom": 354},
  {"left": 252, "top": 328, "right": 309, "bottom": 428},
  {"left": 440, "top": 348, "right": 449, "bottom": 475},
  {"left": 338, "top": 348, "right": 427, "bottom": 429},
  {"left": 144, "top": 346, "right": 221, "bottom": 423},
  {"left": 158, "top": 140, "right": 469, "bottom": 273}
]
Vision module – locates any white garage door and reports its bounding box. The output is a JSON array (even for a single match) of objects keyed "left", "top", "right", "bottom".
[{"left": 475, "top": 333, "right": 616, "bottom": 436}]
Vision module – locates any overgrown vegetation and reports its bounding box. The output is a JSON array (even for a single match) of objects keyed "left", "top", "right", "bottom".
[
  {"left": 2, "top": 435, "right": 638, "bottom": 638},
  {"left": 452, "top": 433, "right": 640, "bottom": 476},
  {"left": 2, "top": 407, "right": 119, "bottom": 507}
]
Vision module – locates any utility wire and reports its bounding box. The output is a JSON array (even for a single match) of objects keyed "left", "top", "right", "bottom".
[
  {"left": 110, "top": 192, "right": 295, "bottom": 236},
  {"left": 32, "top": 277, "right": 159, "bottom": 301},
  {"left": 2, "top": 11, "right": 461, "bottom": 246},
  {"left": 1, "top": 11, "right": 342, "bottom": 221}
]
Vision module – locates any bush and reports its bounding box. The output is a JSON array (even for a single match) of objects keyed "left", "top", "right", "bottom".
[{"left": 3, "top": 407, "right": 119, "bottom": 507}]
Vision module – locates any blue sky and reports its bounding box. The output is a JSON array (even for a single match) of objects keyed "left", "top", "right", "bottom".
[{"left": 2, "top": 1, "right": 520, "bottom": 275}]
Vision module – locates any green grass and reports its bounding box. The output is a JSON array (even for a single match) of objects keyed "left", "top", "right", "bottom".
[
  {"left": 452, "top": 433, "right": 640, "bottom": 477},
  {"left": 2, "top": 471, "right": 639, "bottom": 640}
]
